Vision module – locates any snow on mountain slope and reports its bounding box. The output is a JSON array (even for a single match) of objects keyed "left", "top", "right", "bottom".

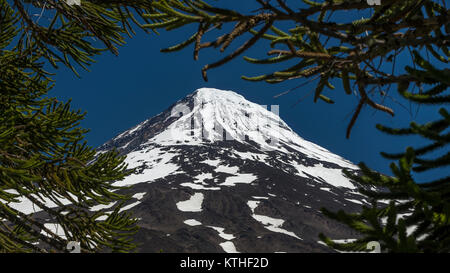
[{"left": 92, "top": 88, "right": 371, "bottom": 253}]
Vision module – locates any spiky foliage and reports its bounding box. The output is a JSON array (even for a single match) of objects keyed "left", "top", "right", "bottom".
[
  {"left": 319, "top": 53, "right": 449, "bottom": 253},
  {"left": 144, "top": 0, "right": 448, "bottom": 137},
  {"left": 142, "top": 1, "right": 449, "bottom": 252},
  {"left": 0, "top": 0, "right": 162, "bottom": 253},
  {"left": 15, "top": 0, "right": 159, "bottom": 75}
]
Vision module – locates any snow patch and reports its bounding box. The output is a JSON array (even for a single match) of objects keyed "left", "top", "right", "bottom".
[
  {"left": 219, "top": 241, "right": 239, "bottom": 253},
  {"left": 120, "top": 200, "right": 141, "bottom": 212},
  {"left": 113, "top": 148, "right": 179, "bottom": 187},
  {"left": 4, "top": 194, "right": 72, "bottom": 215},
  {"left": 200, "top": 159, "right": 221, "bottom": 166},
  {"left": 180, "top": 183, "right": 221, "bottom": 191},
  {"left": 194, "top": 173, "right": 214, "bottom": 184},
  {"left": 176, "top": 193, "right": 204, "bottom": 212},
  {"left": 233, "top": 151, "right": 268, "bottom": 162},
  {"left": 91, "top": 202, "right": 117, "bottom": 212},
  {"left": 247, "top": 201, "right": 302, "bottom": 240},
  {"left": 291, "top": 162, "right": 356, "bottom": 189},
  {"left": 215, "top": 165, "right": 239, "bottom": 174},
  {"left": 252, "top": 196, "right": 269, "bottom": 200},
  {"left": 208, "top": 226, "right": 236, "bottom": 240},
  {"left": 184, "top": 219, "right": 202, "bottom": 226},
  {"left": 41, "top": 223, "right": 69, "bottom": 239},
  {"left": 345, "top": 198, "right": 363, "bottom": 205},
  {"left": 220, "top": 173, "right": 257, "bottom": 187},
  {"left": 133, "top": 192, "right": 146, "bottom": 200}
]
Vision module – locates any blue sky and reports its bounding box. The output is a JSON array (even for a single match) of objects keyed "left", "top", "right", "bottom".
[{"left": 48, "top": 1, "right": 446, "bottom": 181}]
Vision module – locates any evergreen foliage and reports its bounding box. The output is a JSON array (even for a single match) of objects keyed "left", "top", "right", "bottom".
[
  {"left": 0, "top": 0, "right": 159, "bottom": 253},
  {"left": 319, "top": 53, "right": 449, "bottom": 253}
]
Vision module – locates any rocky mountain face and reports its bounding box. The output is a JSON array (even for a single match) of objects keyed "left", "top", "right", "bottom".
[{"left": 95, "top": 88, "right": 369, "bottom": 253}]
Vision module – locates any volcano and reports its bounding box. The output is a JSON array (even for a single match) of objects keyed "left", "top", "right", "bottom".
[{"left": 96, "top": 88, "right": 368, "bottom": 253}]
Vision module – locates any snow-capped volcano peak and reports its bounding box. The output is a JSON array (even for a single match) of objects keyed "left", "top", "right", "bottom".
[
  {"left": 193, "top": 88, "right": 288, "bottom": 147},
  {"left": 146, "top": 88, "right": 356, "bottom": 170},
  {"left": 152, "top": 87, "right": 285, "bottom": 149}
]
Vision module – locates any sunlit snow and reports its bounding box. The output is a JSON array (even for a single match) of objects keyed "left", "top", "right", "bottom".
[
  {"left": 220, "top": 173, "right": 257, "bottom": 186},
  {"left": 207, "top": 226, "right": 236, "bottom": 240},
  {"left": 219, "top": 241, "right": 239, "bottom": 253},
  {"left": 184, "top": 219, "right": 202, "bottom": 226},
  {"left": 176, "top": 193, "right": 204, "bottom": 212},
  {"left": 247, "top": 201, "right": 302, "bottom": 240}
]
